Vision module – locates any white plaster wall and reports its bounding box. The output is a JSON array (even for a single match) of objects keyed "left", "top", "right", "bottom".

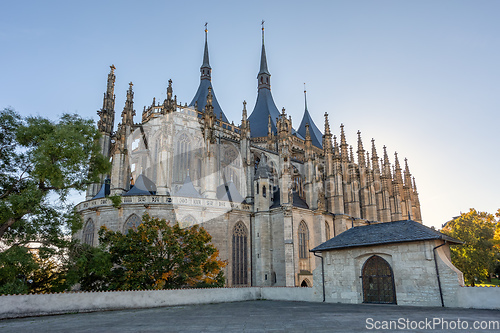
[
  {"left": 456, "top": 287, "right": 500, "bottom": 310},
  {"left": 0, "top": 287, "right": 313, "bottom": 319}
]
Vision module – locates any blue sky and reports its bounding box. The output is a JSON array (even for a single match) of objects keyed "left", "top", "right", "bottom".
[{"left": 1, "top": 0, "right": 499, "bottom": 228}]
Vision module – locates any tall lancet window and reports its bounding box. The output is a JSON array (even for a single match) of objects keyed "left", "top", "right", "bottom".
[
  {"left": 325, "top": 221, "right": 331, "bottom": 241},
  {"left": 232, "top": 222, "right": 248, "bottom": 286},
  {"left": 175, "top": 133, "right": 191, "bottom": 182},
  {"left": 298, "top": 221, "right": 309, "bottom": 259},
  {"left": 83, "top": 219, "right": 95, "bottom": 246}
]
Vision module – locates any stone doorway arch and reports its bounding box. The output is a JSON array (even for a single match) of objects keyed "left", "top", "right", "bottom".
[{"left": 361, "top": 255, "right": 396, "bottom": 304}]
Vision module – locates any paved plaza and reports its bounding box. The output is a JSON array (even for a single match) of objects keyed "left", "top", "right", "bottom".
[{"left": 0, "top": 300, "right": 499, "bottom": 332}]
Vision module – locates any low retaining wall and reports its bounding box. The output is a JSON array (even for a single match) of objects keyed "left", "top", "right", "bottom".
[
  {"left": 456, "top": 287, "right": 500, "bottom": 310},
  {"left": 0, "top": 287, "right": 315, "bottom": 319},
  {"left": 2, "top": 286, "right": 498, "bottom": 319}
]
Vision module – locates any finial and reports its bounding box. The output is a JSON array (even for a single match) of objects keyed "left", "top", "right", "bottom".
[
  {"left": 129, "top": 82, "right": 133, "bottom": 87},
  {"left": 304, "top": 83, "right": 308, "bottom": 111},
  {"left": 205, "top": 22, "right": 208, "bottom": 34},
  {"left": 261, "top": 20, "right": 265, "bottom": 42},
  {"left": 110, "top": 64, "right": 116, "bottom": 72},
  {"left": 282, "top": 107, "right": 286, "bottom": 115}
]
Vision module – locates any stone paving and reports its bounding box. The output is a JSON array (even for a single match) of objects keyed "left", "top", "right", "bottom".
[{"left": 0, "top": 301, "right": 499, "bottom": 332}]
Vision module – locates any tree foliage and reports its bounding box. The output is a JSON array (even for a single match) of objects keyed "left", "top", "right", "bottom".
[
  {"left": 441, "top": 209, "right": 498, "bottom": 286},
  {"left": 95, "top": 214, "right": 225, "bottom": 290},
  {"left": 0, "top": 107, "right": 110, "bottom": 294},
  {"left": 0, "top": 108, "right": 110, "bottom": 243}
]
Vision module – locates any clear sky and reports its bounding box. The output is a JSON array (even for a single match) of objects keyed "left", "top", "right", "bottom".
[{"left": 1, "top": 0, "right": 499, "bottom": 229}]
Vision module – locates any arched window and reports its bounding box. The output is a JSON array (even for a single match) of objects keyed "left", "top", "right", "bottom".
[
  {"left": 262, "top": 185, "right": 266, "bottom": 197},
  {"left": 362, "top": 255, "right": 396, "bottom": 304},
  {"left": 232, "top": 222, "right": 248, "bottom": 286},
  {"left": 298, "top": 221, "right": 309, "bottom": 259},
  {"left": 175, "top": 133, "right": 191, "bottom": 182},
  {"left": 124, "top": 214, "right": 142, "bottom": 233},
  {"left": 83, "top": 219, "right": 95, "bottom": 246},
  {"left": 325, "top": 221, "right": 330, "bottom": 241}
]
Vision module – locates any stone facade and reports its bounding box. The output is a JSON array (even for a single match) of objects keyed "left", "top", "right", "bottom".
[
  {"left": 75, "top": 27, "right": 423, "bottom": 288},
  {"left": 312, "top": 240, "right": 464, "bottom": 306}
]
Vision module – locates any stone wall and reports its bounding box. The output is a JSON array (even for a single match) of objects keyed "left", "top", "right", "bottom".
[{"left": 312, "top": 240, "right": 464, "bottom": 307}]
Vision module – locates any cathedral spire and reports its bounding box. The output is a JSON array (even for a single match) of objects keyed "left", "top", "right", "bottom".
[
  {"left": 189, "top": 24, "right": 228, "bottom": 122},
  {"left": 201, "top": 22, "right": 211, "bottom": 81},
  {"left": 248, "top": 22, "right": 280, "bottom": 137},
  {"left": 258, "top": 20, "right": 271, "bottom": 90}
]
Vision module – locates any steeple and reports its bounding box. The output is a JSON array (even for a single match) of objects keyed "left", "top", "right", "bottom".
[
  {"left": 189, "top": 24, "right": 228, "bottom": 122},
  {"left": 297, "top": 84, "right": 323, "bottom": 148},
  {"left": 258, "top": 20, "right": 271, "bottom": 89},
  {"left": 201, "top": 22, "right": 211, "bottom": 81},
  {"left": 248, "top": 21, "right": 281, "bottom": 138},
  {"left": 97, "top": 64, "right": 116, "bottom": 134}
]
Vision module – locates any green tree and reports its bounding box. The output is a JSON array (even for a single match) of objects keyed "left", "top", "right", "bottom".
[
  {"left": 98, "top": 214, "right": 225, "bottom": 291},
  {"left": 441, "top": 209, "right": 497, "bottom": 286},
  {"left": 65, "top": 242, "right": 113, "bottom": 291},
  {"left": 0, "top": 107, "right": 110, "bottom": 294}
]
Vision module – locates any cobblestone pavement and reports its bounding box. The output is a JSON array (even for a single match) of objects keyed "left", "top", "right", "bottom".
[{"left": 1, "top": 301, "right": 499, "bottom": 333}]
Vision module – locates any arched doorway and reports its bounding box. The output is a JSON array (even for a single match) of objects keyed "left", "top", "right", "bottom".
[
  {"left": 300, "top": 279, "right": 310, "bottom": 287},
  {"left": 361, "top": 255, "right": 396, "bottom": 304}
]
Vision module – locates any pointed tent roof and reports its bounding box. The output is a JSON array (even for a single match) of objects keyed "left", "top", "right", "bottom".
[
  {"left": 174, "top": 174, "right": 202, "bottom": 198},
  {"left": 92, "top": 179, "right": 110, "bottom": 199},
  {"left": 248, "top": 89, "right": 280, "bottom": 137},
  {"left": 189, "top": 28, "right": 228, "bottom": 123},
  {"left": 311, "top": 220, "right": 462, "bottom": 252},
  {"left": 216, "top": 181, "right": 245, "bottom": 203},
  {"left": 123, "top": 174, "right": 156, "bottom": 196},
  {"left": 297, "top": 107, "right": 323, "bottom": 149}
]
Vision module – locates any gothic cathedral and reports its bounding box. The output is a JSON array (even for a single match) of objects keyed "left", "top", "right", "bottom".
[{"left": 76, "top": 26, "right": 422, "bottom": 288}]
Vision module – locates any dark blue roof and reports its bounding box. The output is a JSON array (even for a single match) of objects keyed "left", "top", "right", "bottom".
[
  {"left": 297, "top": 109, "right": 323, "bottom": 149},
  {"left": 189, "top": 80, "right": 228, "bottom": 123},
  {"left": 248, "top": 88, "right": 280, "bottom": 137},
  {"left": 311, "top": 220, "right": 462, "bottom": 252}
]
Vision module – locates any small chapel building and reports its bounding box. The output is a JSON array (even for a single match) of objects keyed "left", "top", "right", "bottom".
[{"left": 311, "top": 220, "right": 464, "bottom": 307}]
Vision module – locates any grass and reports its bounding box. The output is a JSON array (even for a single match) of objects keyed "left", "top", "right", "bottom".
[{"left": 475, "top": 278, "right": 500, "bottom": 287}]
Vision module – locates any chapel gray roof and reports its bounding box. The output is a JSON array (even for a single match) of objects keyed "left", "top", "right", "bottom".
[
  {"left": 174, "top": 174, "right": 202, "bottom": 198},
  {"left": 123, "top": 174, "right": 157, "bottom": 196},
  {"left": 311, "top": 220, "right": 462, "bottom": 252},
  {"left": 297, "top": 109, "right": 323, "bottom": 149},
  {"left": 216, "top": 181, "right": 245, "bottom": 203}
]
